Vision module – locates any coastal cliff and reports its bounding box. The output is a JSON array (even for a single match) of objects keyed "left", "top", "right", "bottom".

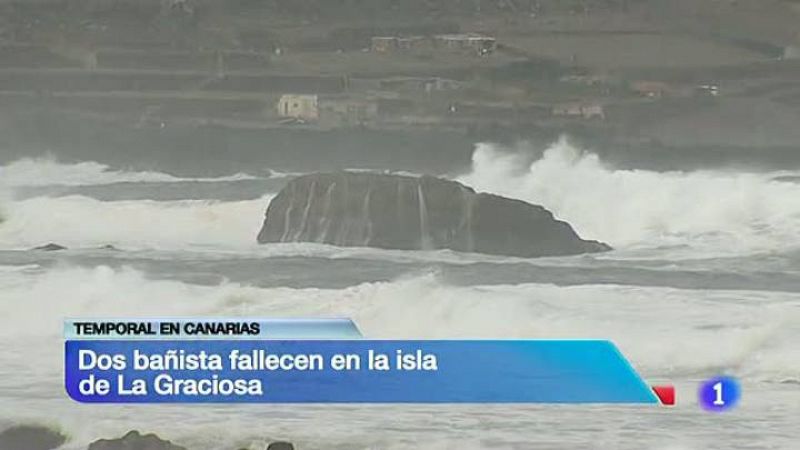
[{"left": 257, "top": 172, "right": 610, "bottom": 257}]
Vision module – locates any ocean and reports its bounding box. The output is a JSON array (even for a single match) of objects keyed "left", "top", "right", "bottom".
[{"left": 0, "top": 139, "right": 798, "bottom": 450}]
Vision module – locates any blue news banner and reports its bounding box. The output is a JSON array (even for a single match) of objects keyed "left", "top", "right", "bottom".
[{"left": 64, "top": 319, "right": 660, "bottom": 404}]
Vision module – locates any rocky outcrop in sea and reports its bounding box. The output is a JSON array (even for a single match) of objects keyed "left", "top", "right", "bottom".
[
  {"left": 0, "top": 426, "right": 296, "bottom": 450},
  {"left": 0, "top": 425, "right": 66, "bottom": 450},
  {"left": 258, "top": 172, "right": 610, "bottom": 257},
  {"left": 31, "top": 243, "right": 68, "bottom": 251},
  {"left": 88, "top": 431, "right": 186, "bottom": 450}
]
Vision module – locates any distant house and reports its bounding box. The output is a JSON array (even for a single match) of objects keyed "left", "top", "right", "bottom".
[
  {"left": 552, "top": 103, "right": 605, "bottom": 120},
  {"left": 371, "top": 36, "right": 432, "bottom": 53},
  {"left": 631, "top": 81, "right": 671, "bottom": 98},
  {"left": 371, "top": 37, "right": 398, "bottom": 53},
  {"left": 397, "top": 36, "right": 430, "bottom": 51},
  {"left": 559, "top": 74, "right": 611, "bottom": 86},
  {"left": 380, "top": 77, "right": 461, "bottom": 94},
  {"left": 552, "top": 103, "right": 582, "bottom": 117},
  {"left": 371, "top": 33, "right": 495, "bottom": 56},
  {"left": 581, "top": 104, "right": 605, "bottom": 119},
  {"left": 434, "top": 33, "right": 496, "bottom": 56},
  {"left": 277, "top": 94, "right": 319, "bottom": 121},
  {"left": 695, "top": 84, "right": 720, "bottom": 97}
]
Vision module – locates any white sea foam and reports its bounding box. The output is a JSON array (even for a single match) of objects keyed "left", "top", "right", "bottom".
[
  {"left": 0, "top": 265, "right": 796, "bottom": 450},
  {"left": 0, "top": 194, "right": 273, "bottom": 250},
  {"left": 0, "top": 185, "right": 8, "bottom": 225},
  {"left": 457, "top": 138, "right": 800, "bottom": 254},
  {"left": 2, "top": 148, "right": 800, "bottom": 449},
  {"left": 0, "top": 266, "right": 797, "bottom": 448},
  {"left": 1, "top": 266, "right": 796, "bottom": 381},
  {"left": 4, "top": 142, "right": 800, "bottom": 256},
  {"left": 0, "top": 157, "right": 266, "bottom": 187}
]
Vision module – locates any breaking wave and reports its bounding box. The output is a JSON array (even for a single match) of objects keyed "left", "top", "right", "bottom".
[
  {"left": 0, "top": 195, "right": 273, "bottom": 250},
  {"left": 0, "top": 158, "right": 270, "bottom": 187},
  {"left": 0, "top": 186, "right": 8, "bottom": 225},
  {"left": 458, "top": 138, "right": 800, "bottom": 253},
  {"left": 1, "top": 266, "right": 796, "bottom": 381},
  {"left": 3, "top": 141, "right": 800, "bottom": 257}
]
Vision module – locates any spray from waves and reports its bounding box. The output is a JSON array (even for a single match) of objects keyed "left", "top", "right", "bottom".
[
  {"left": 0, "top": 266, "right": 796, "bottom": 449},
  {"left": 1, "top": 265, "right": 796, "bottom": 382},
  {"left": 0, "top": 194, "right": 273, "bottom": 250},
  {"left": 457, "top": 138, "right": 800, "bottom": 253},
  {"left": 0, "top": 190, "right": 566, "bottom": 263},
  {"left": 0, "top": 185, "right": 8, "bottom": 225},
  {"left": 0, "top": 158, "right": 282, "bottom": 187},
  {"left": 0, "top": 266, "right": 229, "bottom": 338}
]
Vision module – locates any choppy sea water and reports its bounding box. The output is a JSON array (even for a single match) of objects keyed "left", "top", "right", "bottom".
[{"left": 0, "top": 141, "right": 798, "bottom": 450}]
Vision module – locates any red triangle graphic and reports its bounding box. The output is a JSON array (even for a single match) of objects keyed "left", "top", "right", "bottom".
[{"left": 652, "top": 385, "right": 675, "bottom": 406}]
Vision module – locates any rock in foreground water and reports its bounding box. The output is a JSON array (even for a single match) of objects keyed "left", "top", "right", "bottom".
[
  {"left": 31, "top": 243, "right": 68, "bottom": 251},
  {"left": 258, "top": 172, "right": 610, "bottom": 257},
  {"left": 266, "top": 443, "right": 294, "bottom": 450},
  {"left": 88, "top": 431, "right": 186, "bottom": 450},
  {"left": 0, "top": 425, "right": 66, "bottom": 450}
]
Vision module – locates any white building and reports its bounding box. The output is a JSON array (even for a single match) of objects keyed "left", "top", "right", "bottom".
[{"left": 277, "top": 94, "right": 319, "bottom": 121}]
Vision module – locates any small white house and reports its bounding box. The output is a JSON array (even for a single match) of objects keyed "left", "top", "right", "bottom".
[
  {"left": 277, "top": 94, "right": 319, "bottom": 121},
  {"left": 553, "top": 103, "right": 605, "bottom": 120}
]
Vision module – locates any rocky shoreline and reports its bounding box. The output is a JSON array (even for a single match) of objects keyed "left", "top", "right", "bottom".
[{"left": 0, "top": 426, "right": 293, "bottom": 450}]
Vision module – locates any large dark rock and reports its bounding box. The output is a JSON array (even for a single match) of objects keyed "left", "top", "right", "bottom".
[
  {"left": 0, "top": 425, "right": 66, "bottom": 450},
  {"left": 31, "top": 243, "right": 68, "bottom": 252},
  {"left": 236, "top": 443, "right": 294, "bottom": 450},
  {"left": 88, "top": 431, "right": 186, "bottom": 450},
  {"left": 266, "top": 443, "right": 294, "bottom": 450},
  {"left": 257, "top": 172, "right": 610, "bottom": 257}
]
